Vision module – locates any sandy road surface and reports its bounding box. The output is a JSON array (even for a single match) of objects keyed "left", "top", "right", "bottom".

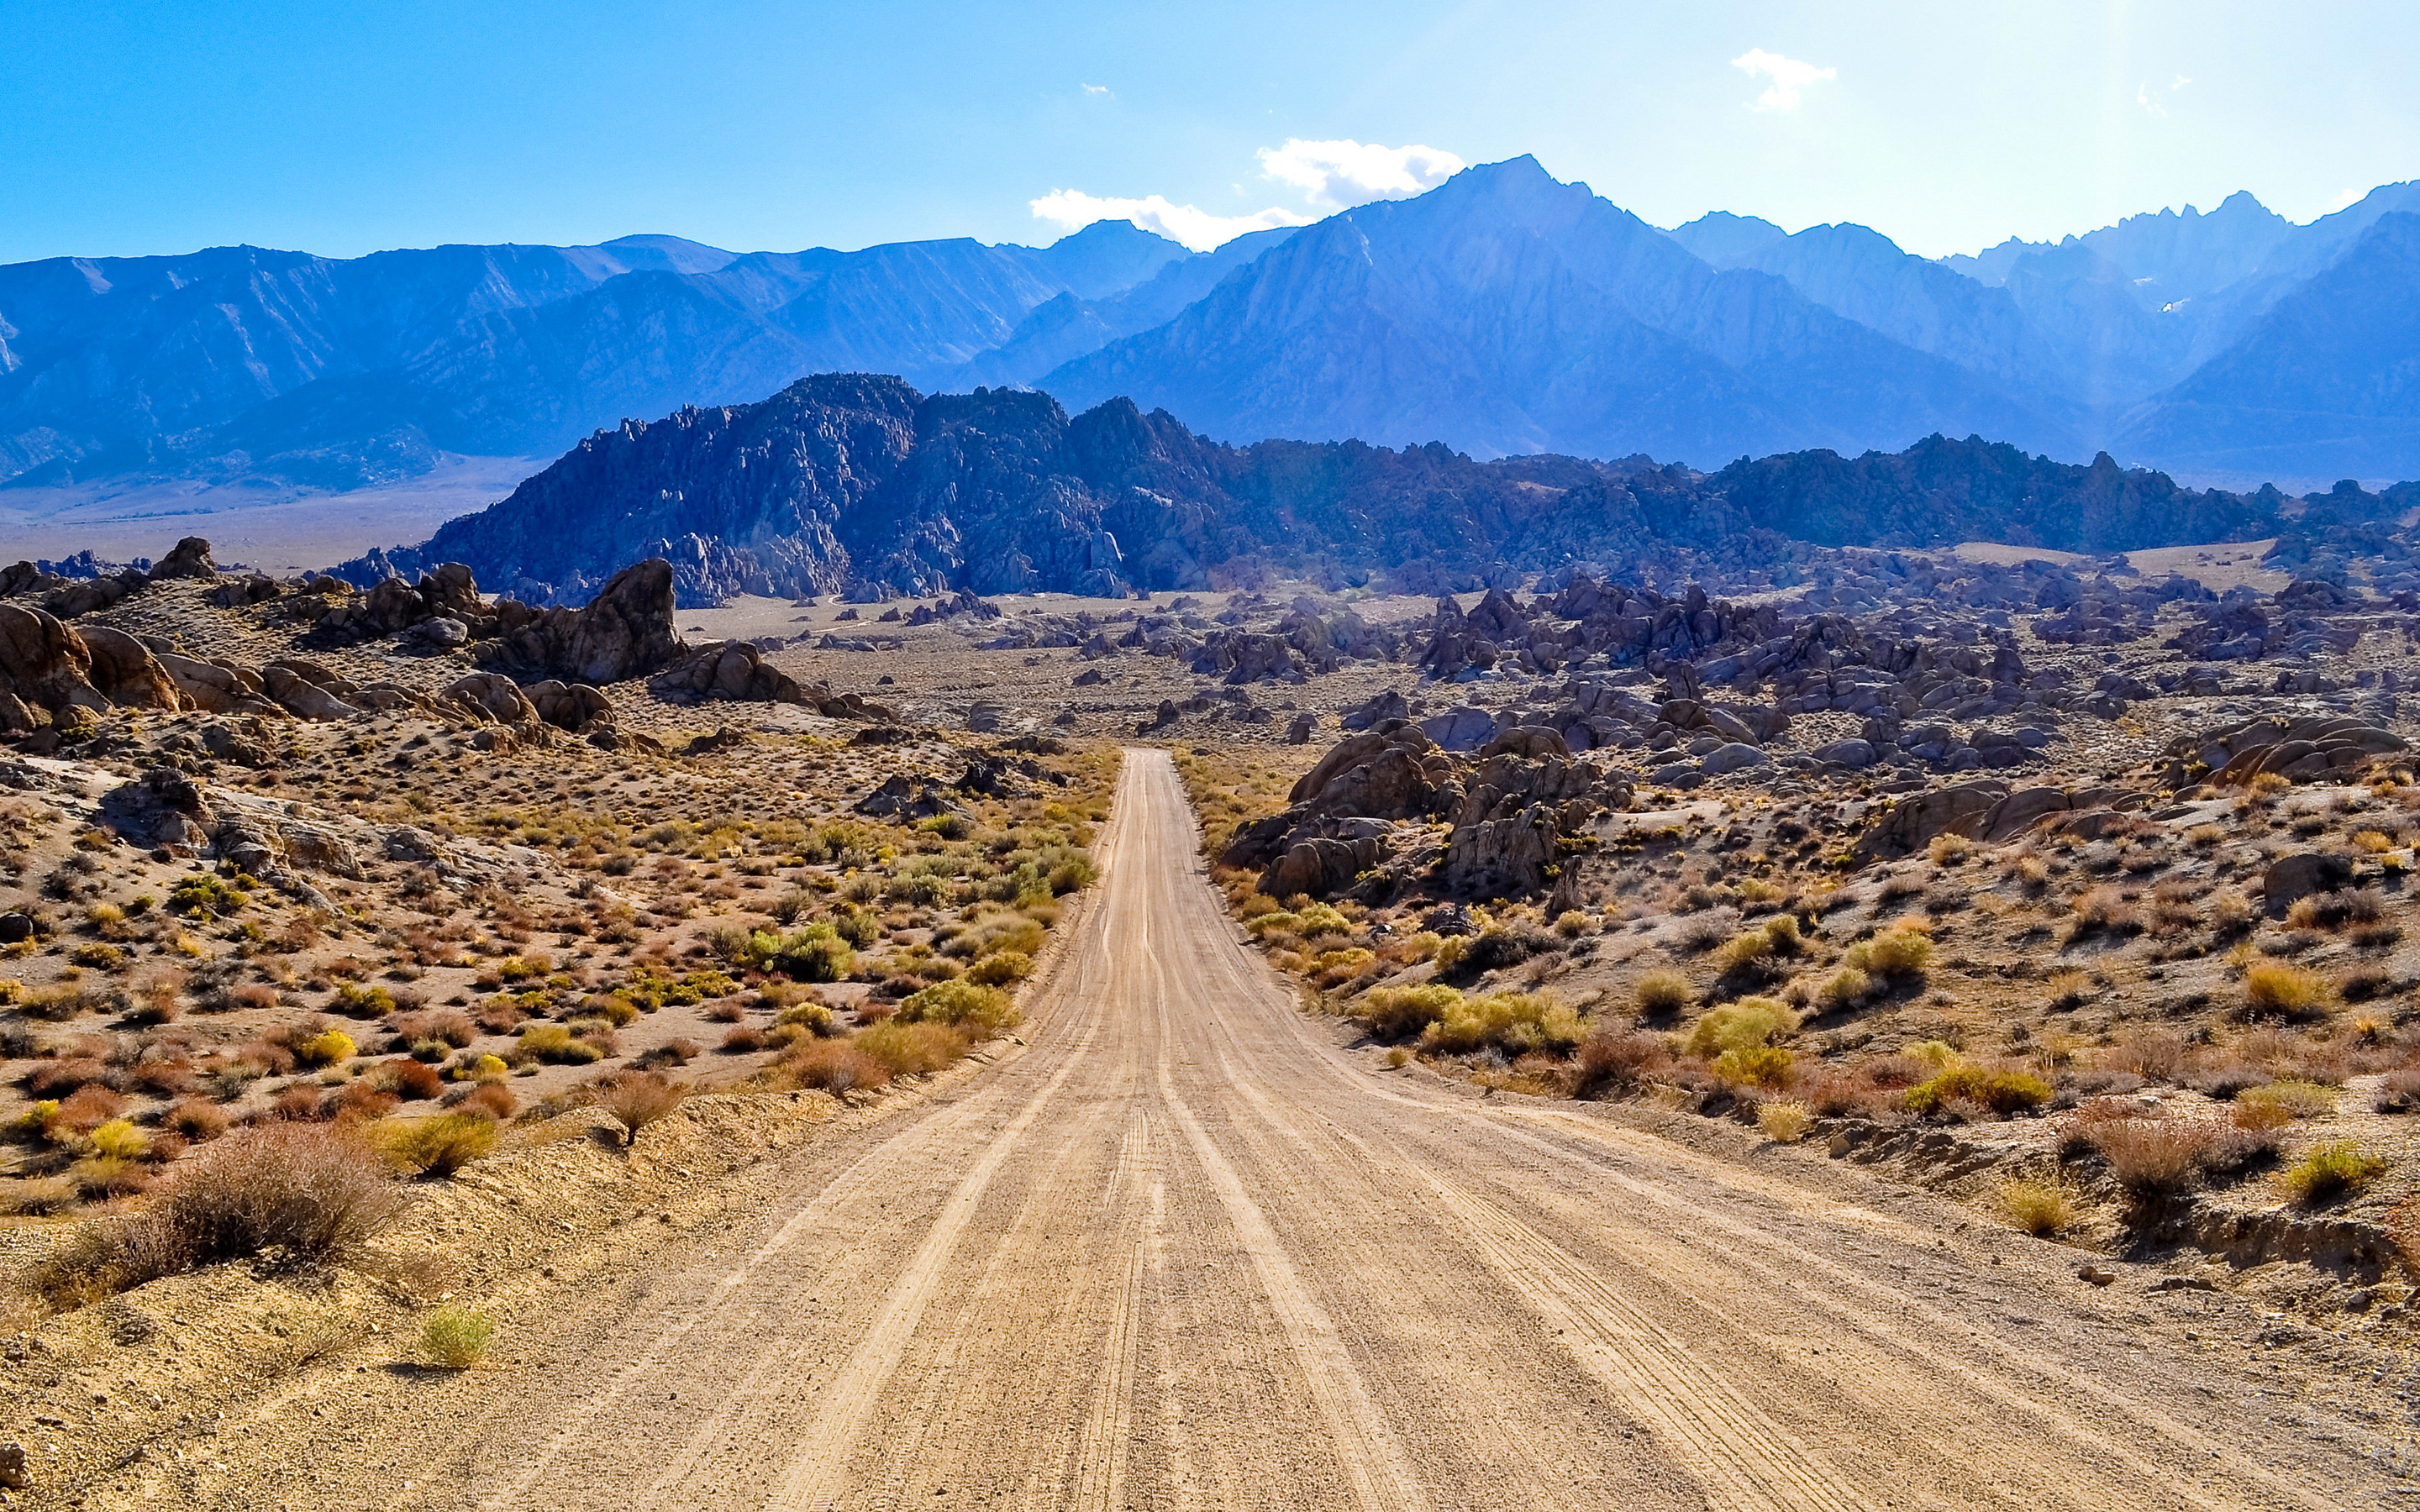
[{"left": 400, "top": 749, "right": 2391, "bottom": 1510}]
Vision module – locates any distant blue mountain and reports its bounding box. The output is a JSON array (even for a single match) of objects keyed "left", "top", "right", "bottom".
[{"left": 4, "top": 160, "right": 2418, "bottom": 491}]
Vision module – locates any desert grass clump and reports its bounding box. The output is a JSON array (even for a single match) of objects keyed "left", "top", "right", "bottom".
[
  {"left": 2243, "top": 961, "right": 2334, "bottom": 1021},
  {"left": 2280, "top": 1140, "right": 2385, "bottom": 1204},
  {"left": 419, "top": 1305, "right": 494, "bottom": 1369},
  {"left": 381, "top": 1112, "right": 498, "bottom": 1177},
  {"left": 1755, "top": 1100, "right": 1812, "bottom": 1142},
  {"left": 1633, "top": 970, "right": 1693, "bottom": 1020},
  {"left": 1842, "top": 923, "right": 1933, "bottom": 979},
  {"left": 1996, "top": 1173, "right": 2082, "bottom": 1236},
  {"left": 2233, "top": 1079, "right": 2337, "bottom": 1126},
  {"left": 1902, "top": 1061, "right": 2053, "bottom": 1117},
  {"left": 1712, "top": 1046, "right": 1794, "bottom": 1089},
  {"left": 1685, "top": 996, "right": 1798, "bottom": 1059}
]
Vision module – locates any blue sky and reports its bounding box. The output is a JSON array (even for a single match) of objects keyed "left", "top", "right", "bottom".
[{"left": 5, "top": 1, "right": 2414, "bottom": 263}]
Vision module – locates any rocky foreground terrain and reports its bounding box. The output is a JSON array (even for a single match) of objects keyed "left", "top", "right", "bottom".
[{"left": 0, "top": 519, "right": 2417, "bottom": 1504}]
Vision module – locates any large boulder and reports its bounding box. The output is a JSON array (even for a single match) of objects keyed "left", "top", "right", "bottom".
[
  {"left": 1264, "top": 836, "right": 1386, "bottom": 900},
  {"left": 2263, "top": 853, "right": 2355, "bottom": 916},
  {"left": 74, "top": 626, "right": 186, "bottom": 711},
  {"left": 147, "top": 537, "right": 218, "bottom": 580},
  {"left": 1852, "top": 780, "right": 2012, "bottom": 864},
  {"left": 440, "top": 672, "right": 540, "bottom": 728},
  {"left": 0, "top": 603, "right": 104, "bottom": 732},
  {"left": 524, "top": 680, "right": 613, "bottom": 732},
  {"left": 479, "top": 559, "right": 684, "bottom": 685},
  {"left": 156, "top": 654, "right": 276, "bottom": 716},
  {"left": 650, "top": 640, "right": 806, "bottom": 705},
  {"left": 260, "top": 660, "right": 357, "bottom": 722}
]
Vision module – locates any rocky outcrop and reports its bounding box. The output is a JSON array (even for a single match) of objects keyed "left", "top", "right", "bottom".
[
  {"left": 2154, "top": 714, "right": 2407, "bottom": 787},
  {"left": 1854, "top": 780, "right": 2140, "bottom": 862},
  {"left": 146, "top": 537, "right": 218, "bottom": 580},
  {"left": 1225, "top": 724, "right": 1628, "bottom": 901},
  {"left": 0, "top": 604, "right": 105, "bottom": 732},
  {"left": 73, "top": 627, "right": 185, "bottom": 711},
  {"left": 650, "top": 641, "right": 807, "bottom": 706},
  {"left": 439, "top": 672, "right": 542, "bottom": 730},
  {"left": 524, "top": 680, "right": 614, "bottom": 733},
  {"left": 476, "top": 559, "right": 684, "bottom": 685}
]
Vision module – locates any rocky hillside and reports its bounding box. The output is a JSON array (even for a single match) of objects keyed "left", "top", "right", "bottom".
[{"left": 338, "top": 373, "right": 2415, "bottom": 607}]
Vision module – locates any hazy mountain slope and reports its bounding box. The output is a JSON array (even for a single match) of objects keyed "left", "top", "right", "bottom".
[
  {"left": 1674, "top": 218, "right": 2071, "bottom": 403},
  {"left": 0, "top": 223, "right": 1187, "bottom": 486},
  {"left": 1044, "top": 158, "right": 2059, "bottom": 465},
  {"left": 2114, "top": 212, "right": 2420, "bottom": 479}
]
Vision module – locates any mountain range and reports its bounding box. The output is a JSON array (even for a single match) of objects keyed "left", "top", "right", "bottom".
[
  {"left": 6, "top": 157, "right": 2419, "bottom": 492},
  {"left": 343, "top": 371, "right": 2412, "bottom": 607}
]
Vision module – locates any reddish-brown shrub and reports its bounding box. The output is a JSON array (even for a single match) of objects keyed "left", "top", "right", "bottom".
[
  {"left": 595, "top": 1071, "right": 685, "bottom": 1147},
  {"left": 54, "top": 1083, "right": 128, "bottom": 1134},
  {"left": 268, "top": 1083, "right": 324, "bottom": 1122},
  {"left": 775, "top": 1040, "right": 892, "bottom": 1096},
  {"left": 1572, "top": 1027, "right": 1669, "bottom": 1100},
  {"left": 329, "top": 1079, "right": 400, "bottom": 1122},
  {"left": 28, "top": 1123, "right": 402, "bottom": 1305},
  {"left": 23, "top": 1057, "right": 111, "bottom": 1100},
  {"left": 165, "top": 1095, "right": 230, "bottom": 1142},
  {"left": 378, "top": 1058, "right": 445, "bottom": 1100}
]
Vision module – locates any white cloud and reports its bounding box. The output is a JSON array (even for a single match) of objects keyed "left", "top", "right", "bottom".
[
  {"left": 1030, "top": 137, "right": 1464, "bottom": 252},
  {"left": 2328, "top": 186, "right": 2365, "bottom": 213},
  {"left": 1731, "top": 48, "right": 1835, "bottom": 112},
  {"left": 1081, "top": 82, "right": 1109, "bottom": 97},
  {"left": 1255, "top": 139, "right": 1465, "bottom": 211},
  {"left": 1028, "top": 189, "right": 1310, "bottom": 252},
  {"left": 2172, "top": 74, "right": 2191, "bottom": 91},
  {"left": 2138, "top": 82, "right": 2167, "bottom": 118}
]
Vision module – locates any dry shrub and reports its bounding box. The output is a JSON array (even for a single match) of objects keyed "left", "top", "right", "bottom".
[
  {"left": 2045, "top": 969, "right": 2096, "bottom": 1010},
  {"left": 381, "top": 1112, "right": 498, "bottom": 1177},
  {"left": 450, "top": 1082, "right": 518, "bottom": 1121},
  {"left": 164, "top": 1095, "right": 229, "bottom": 1142},
  {"left": 2376, "top": 1068, "right": 2420, "bottom": 1113},
  {"left": 1996, "top": 1173, "right": 2081, "bottom": 1236},
  {"left": 2102, "top": 1031, "right": 2187, "bottom": 1084},
  {"left": 1843, "top": 924, "right": 1933, "bottom": 979},
  {"left": 2243, "top": 962, "right": 2334, "bottom": 1021},
  {"left": 775, "top": 1039, "right": 892, "bottom": 1096},
  {"left": 1418, "top": 992, "right": 1582, "bottom": 1057},
  {"left": 897, "top": 979, "right": 1018, "bottom": 1038},
  {"left": 1634, "top": 970, "right": 1692, "bottom": 1019},
  {"left": 1685, "top": 997, "right": 1797, "bottom": 1059},
  {"left": 1903, "top": 1061, "right": 2052, "bottom": 1116},
  {"left": 1572, "top": 1026, "right": 1668, "bottom": 1099},
  {"left": 597, "top": 1072, "right": 685, "bottom": 1147},
  {"left": 2068, "top": 885, "right": 2143, "bottom": 937},
  {"left": 55, "top": 1083, "right": 128, "bottom": 1135},
  {"left": 855, "top": 1021, "right": 965, "bottom": 1077},
  {"left": 376, "top": 1058, "right": 445, "bottom": 1100},
  {"left": 1756, "top": 1100, "right": 1812, "bottom": 1142},
  {"left": 28, "top": 1124, "right": 401, "bottom": 1305},
  {"left": 1816, "top": 966, "right": 1872, "bottom": 1012},
  {"left": 2233, "top": 1079, "right": 2337, "bottom": 1125}
]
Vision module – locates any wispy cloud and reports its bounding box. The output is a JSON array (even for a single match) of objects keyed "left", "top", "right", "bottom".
[
  {"left": 1030, "top": 138, "right": 1465, "bottom": 251},
  {"left": 1255, "top": 139, "right": 1465, "bottom": 210},
  {"left": 1028, "top": 189, "right": 1309, "bottom": 252},
  {"left": 1731, "top": 48, "right": 1834, "bottom": 112},
  {"left": 2139, "top": 74, "right": 2189, "bottom": 117},
  {"left": 1081, "top": 82, "right": 1110, "bottom": 97}
]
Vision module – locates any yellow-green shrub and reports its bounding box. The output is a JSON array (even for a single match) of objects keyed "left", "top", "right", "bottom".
[
  {"left": 1685, "top": 997, "right": 1797, "bottom": 1058},
  {"left": 855, "top": 1020, "right": 965, "bottom": 1076},
  {"left": 2280, "top": 1140, "right": 2383, "bottom": 1203},
  {"left": 1844, "top": 925, "right": 1933, "bottom": 978},
  {"left": 897, "top": 979, "right": 1018, "bottom": 1037},
  {"left": 1417, "top": 992, "right": 1583, "bottom": 1057},
  {"left": 1357, "top": 984, "right": 1461, "bottom": 1041},
  {"left": 1902, "top": 1062, "right": 2051, "bottom": 1116},
  {"left": 1712, "top": 1046, "right": 1793, "bottom": 1089},
  {"left": 297, "top": 1030, "right": 356, "bottom": 1068}
]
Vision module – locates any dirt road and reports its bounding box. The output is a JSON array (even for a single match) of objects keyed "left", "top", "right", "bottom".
[{"left": 414, "top": 749, "right": 2391, "bottom": 1509}]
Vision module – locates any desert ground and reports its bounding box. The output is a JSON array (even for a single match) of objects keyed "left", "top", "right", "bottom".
[{"left": 0, "top": 537, "right": 2412, "bottom": 1507}]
